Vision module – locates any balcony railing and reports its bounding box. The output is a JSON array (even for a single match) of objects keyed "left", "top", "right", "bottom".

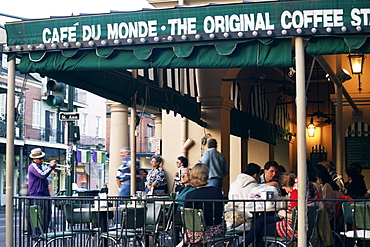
[
  {"left": 0, "top": 120, "right": 24, "bottom": 139},
  {"left": 11, "top": 195, "right": 369, "bottom": 247},
  {"left": 23, "top": 124, "right": 64, "bottom": 143}
]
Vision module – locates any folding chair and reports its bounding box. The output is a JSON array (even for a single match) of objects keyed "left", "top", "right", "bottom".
[
  {"left": 64, "top": 203, "right": 99, "bottom": 247},
  {"left": 182, "top": 208, "right": 236, "bottom": 247},
  {"left": 264, "top": 206, "right": 318, "bottom": 247},
  {"left": 29, "top": 205, "right": 75, "bottom": 247},
  {"left": 351, "top": 202, "right": 370, "bottom": 245},
  {"left": 98, "top": 207, "right": 145, "bottom": 247},
  {"left": 144, "top": 203, "right": 164, "bottom": 246},
  {"left": 339, "top": 201, "right": 355, "bottom": 245}
]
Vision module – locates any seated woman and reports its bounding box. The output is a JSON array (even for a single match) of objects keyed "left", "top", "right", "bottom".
[
  {"left": 314, "top": 164, "right": 340, "bottom": 226},
  {"left": 145, "top": 155, "right": 168, "bottom": 195},
  {"left": 345, "top": 166, "right": 367, "bottom": 198},
  {"left": 239, "top": 172, "right": 321, "bottom": 247},
  {"left": 178, "top": 163, "right": 225, "bottom": 247}
]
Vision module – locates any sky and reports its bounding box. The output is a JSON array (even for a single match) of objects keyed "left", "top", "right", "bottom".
[{"left": 0, "top": 0, "right": 153, "bottom": 26}]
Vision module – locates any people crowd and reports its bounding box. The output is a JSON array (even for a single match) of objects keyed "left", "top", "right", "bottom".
[{"left": 25, "top": 139, "right": 370, "bottom": 246}]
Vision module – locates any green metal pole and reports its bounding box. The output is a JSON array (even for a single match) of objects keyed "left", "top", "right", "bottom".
[{"left": 66, "top": 85, "right": 75, "bottom": 196}]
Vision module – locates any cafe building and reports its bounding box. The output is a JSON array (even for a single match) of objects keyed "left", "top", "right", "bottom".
[{"left": 3, "top": 0, "right": 370, "bottom": 244}]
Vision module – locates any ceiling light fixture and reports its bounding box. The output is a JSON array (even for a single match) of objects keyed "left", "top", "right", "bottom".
[
  {"left": 307, "top": 117, "right": 316, "bottom": 137},
  {"left": 348, "top": 53, "right": 366, "bottom": 93},
  {"left": 336, "top": 69, "right": 352, "bottom": 83}
]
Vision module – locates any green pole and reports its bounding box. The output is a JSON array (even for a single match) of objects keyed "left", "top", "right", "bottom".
[{"left": 65, "top": 85, "right": 75, "bottom": 196}]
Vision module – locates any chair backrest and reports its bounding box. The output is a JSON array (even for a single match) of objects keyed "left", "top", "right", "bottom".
[
  {"left": 163, "top": 202, "right": 175, "bottom": 231},
  {"left": 121, "top": 207, "right": 145, "bottom": 229},
  {"left": 182, "top": 208, "right": 205, "bottom": 233},
  {"left": 64, "top": 204, "right": 98, "bottom": 226},
  {"left": 352, "top": 203, "right": 370, "bottom": 230},
  {"left": 29, "top": 205, "right": 44, "bottom": 234},
  {"left": 342, "top": 202, "right": 354, "bottom": 225},
  {"left": 307, "top": 206, "right": 318, "bottom": 231},
  {"left": 146, "top": 203, "right": 162, "bottom": 226}
]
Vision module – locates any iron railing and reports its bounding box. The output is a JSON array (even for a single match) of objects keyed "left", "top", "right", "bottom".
[{"left": 10, "top": 196, "right": 370, "bottom": 247}]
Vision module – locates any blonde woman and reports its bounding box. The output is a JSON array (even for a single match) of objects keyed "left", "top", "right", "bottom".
[{"left": 181, "top": 163, "right": 225, "bottom": 246}]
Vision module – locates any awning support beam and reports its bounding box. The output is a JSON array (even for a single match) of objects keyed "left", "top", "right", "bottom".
[{"left": 315, "top": 55, "right": 361, "bottom": 115}]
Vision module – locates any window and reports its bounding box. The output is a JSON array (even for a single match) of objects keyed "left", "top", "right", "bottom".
[
  {"left": 0, "top": 94, "right": 6, "bottom": 117},
  {"left": 2, "top": 54, "right": 7, "bottom": 70},
  {"left": 147, "top": 125, "right": 153, "bottom": 152},
  {"left": 49, "top": 112, "right": 56, "bottom": 142},
  {"left": 95, "top": 116, "right": 101, "bottom": 137},
  {"left": 32, "top": 100, "right": 41, "bottom": 128},
  {"left": 82, "top": 113, "right": 87, "bottom": 136}
]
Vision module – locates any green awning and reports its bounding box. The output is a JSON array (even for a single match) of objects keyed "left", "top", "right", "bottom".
[
  {"left": 306, "top": 35, "right": 370, "bottom": 55},
  {"left": 230, "top": 108, "right": 276, "bottom": 145},
  {"left": 17, "top": 39, "right": 292, "bottom": 70},
  {"left": 41, "top": 69, "right": 207, "bottom": 127},
  {"left": 4, "top": 0, "right": 370, "bottom": 128},
  {"left": 14, "top": 38, "right": 291, "bottom": 128}
]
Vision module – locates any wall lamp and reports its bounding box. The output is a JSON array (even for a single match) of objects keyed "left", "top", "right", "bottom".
[
  {"left": 348, "top": 53, "right": 366, "bottom": 93},
  {"left": 307, "top": 117, "right": 316, "bottom": 137},
  {"left": 336, "top": 69, "right": 352, "bottom": 82}
]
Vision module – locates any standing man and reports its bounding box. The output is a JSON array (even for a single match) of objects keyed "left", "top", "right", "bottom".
[
  {"left": 201, "top": 138, "right": 228, "bottom": 189},
  {"left": 28, "top": 148, "right": 57, "bottom": 232},
  {"left": 116, "top": 147, "right": 131, "bottom": 198}
]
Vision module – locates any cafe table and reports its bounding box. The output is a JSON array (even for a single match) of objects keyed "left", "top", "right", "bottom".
[{"left": 73, "top": 206, "right": 117, "bottom": 247}]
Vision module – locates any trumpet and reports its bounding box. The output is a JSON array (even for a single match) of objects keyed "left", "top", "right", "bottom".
[
  {"left": 56, "top": 164, "right": 71, "bottom": 169},
  {"left": 43, "top": 162, "right": 71, "bottom": 169}
]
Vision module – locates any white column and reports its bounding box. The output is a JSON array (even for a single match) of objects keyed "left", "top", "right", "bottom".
[
  {"left": 152, "top": 113, "right": 162, "bottom": 139},
  {"left": 106, "top": 102, "right": 128, "bottom": 196},
  {"left": 295, "top": 37, "right": 307, "bottom": 247},
  {"left": 130, "top": 70, "right": 138, "bottom": 195},
  {"left": 6, "top": 58, "right": 15, "bottom": 247}
]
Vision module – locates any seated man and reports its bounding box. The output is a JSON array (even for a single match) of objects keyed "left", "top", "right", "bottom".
[
  {"left": 259, "top": 161, "right": 279, "bottom": 188},
  {"left": 228, "top": 163, "right": 261, "bottom": 200}
]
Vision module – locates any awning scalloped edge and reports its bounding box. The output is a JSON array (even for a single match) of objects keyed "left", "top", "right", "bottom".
[{"left": 28, "top": 38, "right": 277, "bottom": 62}]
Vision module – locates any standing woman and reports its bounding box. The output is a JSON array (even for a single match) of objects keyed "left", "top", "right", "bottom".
[
  {"left": 146, "top": 155, "right": 168, "bottom": 195},
  {"left": 174, "top": 156, "right": 189, "bottom": 192}
]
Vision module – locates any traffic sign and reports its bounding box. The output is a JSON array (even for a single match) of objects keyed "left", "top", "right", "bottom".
[{"left": 59, "top": 112, "right": 80, "bottom": 121}]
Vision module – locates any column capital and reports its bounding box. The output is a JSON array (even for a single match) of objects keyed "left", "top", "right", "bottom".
[
  {"left": 199, "top": 97, "right": 234, "bottom": 111},
  {"left": 106, "top": 101, "right": 128, "bottom": 112}
]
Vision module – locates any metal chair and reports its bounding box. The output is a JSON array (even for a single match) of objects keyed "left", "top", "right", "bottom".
[
  {"left": 98, "top": 206, "right": 145, "bottom": 247},
  {"left": 264, "top": 206, "right": 318, "bottom": 247},
  {"left": 29, "top": 205, "right": 75, "bottom": 247},
  {"left": 144, "top": 203, "right": 164, "bottom": 246},
  {"left": 339, "top": 201, "right": 355, "bottom": 243},
  {"left": 64, "top": 203, "right": 99, "bottom": 247},
  {"left": 182, "top": 207, "right": 236, "bottom": 247},
  {"left": 351, "top": 202, "right": 370, "bottom": 245}
]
